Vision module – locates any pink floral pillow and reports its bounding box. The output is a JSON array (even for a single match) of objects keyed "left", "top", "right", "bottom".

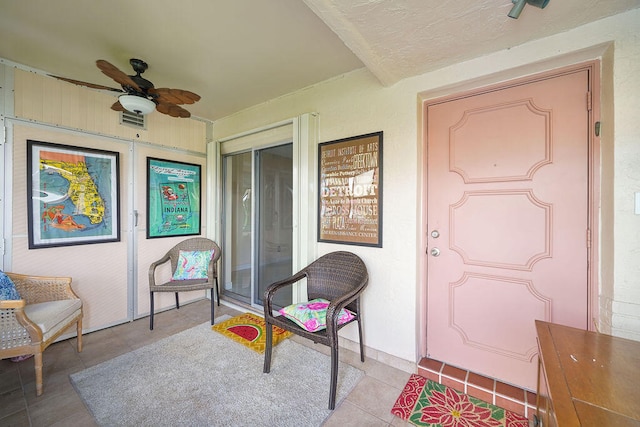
[{"left": 279, "top": 298, "right": 355, "bottom": 332}]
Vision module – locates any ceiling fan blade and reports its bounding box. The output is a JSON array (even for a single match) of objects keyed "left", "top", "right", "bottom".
[
  {"left": 96, "top": 60, "right": 141, "bottom": 92},
  {"left": 110, "top": 100, "right": 125, "bottom": 112},
  {"left": 149, "top": 88, "right": 201, "bottom": 105},
  {"left": 156, "top": 102, "right": 191, "bottom": 118},
  {"left": 50, "top": 75, "right": 123, "bottom": 93}
]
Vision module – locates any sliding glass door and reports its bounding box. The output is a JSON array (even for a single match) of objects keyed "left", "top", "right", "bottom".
[{"left": 221, "top": 144, "right": 293, "bottom": 309}]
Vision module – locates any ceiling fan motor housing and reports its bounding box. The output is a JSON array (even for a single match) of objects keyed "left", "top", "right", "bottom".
[
  {"left": 129, "top": 58, "right": 148, "bottom": 74},
  {"left": 126, "top": 58, "right": 154, "bottom": 96}
]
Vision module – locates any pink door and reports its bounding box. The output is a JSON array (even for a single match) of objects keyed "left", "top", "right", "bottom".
[{"left": 426, "top": 66, "right": 595, "bottom": 390}]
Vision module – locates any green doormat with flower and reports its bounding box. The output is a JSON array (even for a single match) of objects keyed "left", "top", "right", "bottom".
[{"left": 391, "top": 374, "right": 529, "bottom": 427}]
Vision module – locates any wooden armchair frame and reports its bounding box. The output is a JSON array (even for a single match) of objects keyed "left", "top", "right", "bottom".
[{"left": 0, "top": 273, "right": 83, "bottom": 396}]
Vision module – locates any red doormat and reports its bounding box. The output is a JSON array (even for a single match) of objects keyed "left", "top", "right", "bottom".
[
  {"left": 212, "top": 312, "right": 292, "bottom": 354},
  {"left": 391, "top": 374, "right": 529, "bottom": 427}
]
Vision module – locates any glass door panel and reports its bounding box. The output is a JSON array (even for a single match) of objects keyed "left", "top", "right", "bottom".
[
  {"left": 222, "top": 152, "right": 252, "bottom": 304},
  {"left": 222, "top": 144, "right": 292, "bottom": 309},
  {"left": 256, "top": 145, "right": 293, "bottom": 308}
]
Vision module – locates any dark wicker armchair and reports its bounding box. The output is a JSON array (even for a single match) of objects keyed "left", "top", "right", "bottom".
[
  {"left": 263, "top": 251, "right": 369, "bottom": 410},
  {"left": 148, "top": 237, "right": 221, "bottom": 330}
]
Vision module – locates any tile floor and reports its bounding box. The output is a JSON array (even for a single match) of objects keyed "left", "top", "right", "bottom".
[
  {"left": 0, "top": 299, "right": 416, "bottom": 426},
  {"left": 418, "top": 357, "right": 537, "bottom": 420}
]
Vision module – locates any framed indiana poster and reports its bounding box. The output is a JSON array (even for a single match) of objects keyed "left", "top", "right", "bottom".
[
  {"left": 27, "top": 140, "right": 120, "bottom": 249},
  {"left": 146, "top": 157, "right": 202, "bottom": 238},
  {"left": 318, "top": 131, "right": 383, "bottom": 247}
]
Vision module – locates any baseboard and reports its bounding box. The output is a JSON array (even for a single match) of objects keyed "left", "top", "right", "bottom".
[{"left": 338, "top": 335, "right": 415, "bottom": 374}]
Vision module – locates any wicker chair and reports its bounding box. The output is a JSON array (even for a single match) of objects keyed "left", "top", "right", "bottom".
[
  {"left": 263, "top": 251, "right": 369, "bottom": 410},
  {"left": 0, "top": 273, "right": 83, "bottom": 396},
  {"left": 148, "top": 237, "right": 221, "bottom": 330}
]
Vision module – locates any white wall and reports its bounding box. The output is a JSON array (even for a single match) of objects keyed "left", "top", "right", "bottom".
[{"left": 212, "top": 9, "right": 640, "bottom": 366}]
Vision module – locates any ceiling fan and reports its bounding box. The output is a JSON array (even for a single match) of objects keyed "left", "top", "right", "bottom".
[{"left": 51, "top": 58, "right": 201, "bottom": 118}]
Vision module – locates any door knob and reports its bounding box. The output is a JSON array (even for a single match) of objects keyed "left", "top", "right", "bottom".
[{"left": 431, "top": 248, "right": 440, "bottom": 257}]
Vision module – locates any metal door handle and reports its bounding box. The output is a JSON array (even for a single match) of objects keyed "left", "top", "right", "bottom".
[{"left": 431, "top": 248, "right": 440, "bottom": 257}]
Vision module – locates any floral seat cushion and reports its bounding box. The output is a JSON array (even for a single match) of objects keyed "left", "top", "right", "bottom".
[{"left": 279, "top": 298, "right": 355, "bottom": 332}]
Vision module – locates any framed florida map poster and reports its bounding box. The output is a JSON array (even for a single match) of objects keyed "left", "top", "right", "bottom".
[
  {"left": 27, "top": 140, "right": 120, "bottom": 249},
  {"left": 147, "top": 157, "right": 201, "bottom": 238}
]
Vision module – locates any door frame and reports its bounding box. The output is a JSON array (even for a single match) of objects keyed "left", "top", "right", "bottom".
[
  {"left": 211, "top": 113, "right": 319, "bottom": 307},
  {"left": 417, "top": 60, "right": 601, "bottom": 358}
]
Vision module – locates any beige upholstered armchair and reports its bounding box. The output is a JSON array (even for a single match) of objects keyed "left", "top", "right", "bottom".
[{"left": 0, "top": 273, "right": 83, "bottom": 396}]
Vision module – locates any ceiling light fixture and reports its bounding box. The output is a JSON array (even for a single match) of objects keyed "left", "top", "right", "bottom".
[
  {"left": 508, "top": 0, "right": 550, "bottom": 19},
  {"left": 119, "top": 94, "right": 156, "bottom": 115}
]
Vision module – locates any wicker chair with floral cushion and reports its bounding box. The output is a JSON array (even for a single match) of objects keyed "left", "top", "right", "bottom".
[
  {"left": 148, "top": 237, "right": 221, "bottom": 330},
  {"left": 263, "top": 251, "right": 369, "bottom": 410},
  {"left": 0, "top": 272, "right": 83, "bottom": 396}
]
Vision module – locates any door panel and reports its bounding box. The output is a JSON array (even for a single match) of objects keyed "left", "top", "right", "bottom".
[
  {"left": 222, "top": 152, "right": 252, "bottom": 305},
  {"left": 426, "top": 69, "right": 591, "bottom": 389},
  {"left": 135, "top": 146, "right": 208, "bottom": 319},
  {"left": 256, "top": 146, "right": 293, "bottom": 308},
  {"left": 221, "top": 144, "right": 293, "bottom": 309}
]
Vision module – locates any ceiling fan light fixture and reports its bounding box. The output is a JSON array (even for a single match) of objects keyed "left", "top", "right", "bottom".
[
  {"left": 52, "top": 59, "right": 199, "bottom": 118},
  {"left": 119, "top": 94, "right": 156, "bottom": 115}
]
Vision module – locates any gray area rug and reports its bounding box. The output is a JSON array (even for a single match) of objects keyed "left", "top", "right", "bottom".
[{"left": 70, "top": 320, "right": 364, "bottom": 426}]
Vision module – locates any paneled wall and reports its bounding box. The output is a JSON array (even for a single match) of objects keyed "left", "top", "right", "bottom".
[
  {"left": 10, "top": 124, "right": 131, "bottom": 330},
  {"left": 14, "top": 69, "right": 206, "bottom": 149},
  {"left": 5, "top": 67, "right": 210, "bottom": 333}
]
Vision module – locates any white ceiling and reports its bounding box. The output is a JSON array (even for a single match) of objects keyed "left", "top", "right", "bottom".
[{"left": 1, "top": 0, "right": 639, "bottom": 121}]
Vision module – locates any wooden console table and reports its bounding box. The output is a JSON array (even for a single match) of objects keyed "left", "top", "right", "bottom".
[{"left": 535, "top": 320, "right": 640, "bottom": 426}]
